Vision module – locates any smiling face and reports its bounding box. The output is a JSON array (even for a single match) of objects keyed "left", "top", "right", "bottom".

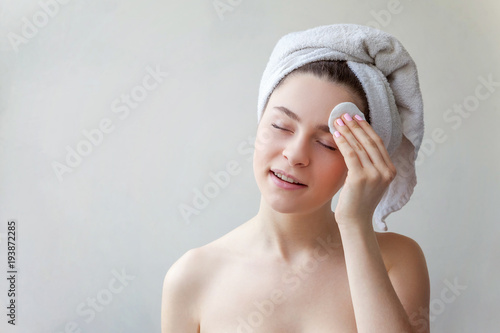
[{"left": 253, "top": 72, "right": 365, "bottom": 215}]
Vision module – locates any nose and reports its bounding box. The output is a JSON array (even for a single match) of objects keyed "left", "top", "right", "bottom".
[{"left": 282, "top": 135, "right": 310, "bottom": 167}]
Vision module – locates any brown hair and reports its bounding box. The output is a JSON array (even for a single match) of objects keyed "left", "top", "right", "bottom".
[{"left": 264, "top": 60, "right": 371, "bottom": 124}]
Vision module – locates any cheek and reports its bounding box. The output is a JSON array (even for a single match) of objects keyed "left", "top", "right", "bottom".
[
  {"left": 320, "top": 157, "right": 348, "bottom": 185},
  {"left": 254, "top": 125, "right": 285, "bottom": 163},
  {"left": 253, "top": 127, "right": 273, "bottom": 172},
  {"left": 254, "top": 125, "right": 275, "bottom": 152}
]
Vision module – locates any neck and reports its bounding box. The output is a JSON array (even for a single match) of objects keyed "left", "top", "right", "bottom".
[{"left": 251, "top": 196, "right": 342, "bottom": 262}]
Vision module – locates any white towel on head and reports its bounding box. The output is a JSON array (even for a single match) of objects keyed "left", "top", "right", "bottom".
[{"left": 257, "top": 24, "right": 424, "bottom": 231}]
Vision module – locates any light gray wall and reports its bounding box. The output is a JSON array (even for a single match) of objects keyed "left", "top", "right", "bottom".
[{"left": 1, "top": 0, "right": 499, "bottom": 332}]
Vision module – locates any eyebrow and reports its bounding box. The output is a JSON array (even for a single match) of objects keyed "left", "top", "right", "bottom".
[{"left": 273, "top": 106, "right": 331, "bottom": 134}]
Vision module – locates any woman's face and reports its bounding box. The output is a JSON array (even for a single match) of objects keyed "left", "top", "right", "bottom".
[{"left": 253, "top": 72, "right": 364, "bottom": 215}]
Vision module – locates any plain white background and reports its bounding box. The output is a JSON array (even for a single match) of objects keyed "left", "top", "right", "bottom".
[{"left": 1, "top": 0, "right": 499, "bottom": 332}]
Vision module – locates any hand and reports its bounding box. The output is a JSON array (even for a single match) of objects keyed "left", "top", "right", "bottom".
[{"left": 331, "top": 113, "right": 397, "bottom": 229}]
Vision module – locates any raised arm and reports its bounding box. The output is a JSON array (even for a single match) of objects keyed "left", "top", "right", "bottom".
[
  {"left": 339, "top": 225, "right": 430, "bottom": 332},
  {"left": 331, "top": 113, "right": 430, "bottom": 332}
]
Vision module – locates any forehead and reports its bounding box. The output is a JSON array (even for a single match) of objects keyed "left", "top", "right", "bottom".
[{"left": 266, "top": 73, "right": 362, "bottom": 121}]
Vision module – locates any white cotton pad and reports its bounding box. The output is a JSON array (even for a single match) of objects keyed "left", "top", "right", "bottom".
[{"left": 328, "top": 102, "right": 366, "bottom": 135}]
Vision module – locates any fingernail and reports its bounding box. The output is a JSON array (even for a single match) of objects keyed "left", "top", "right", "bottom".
[
  {"left": 343, "top": 113, "right": 352, "bottom": 121},
  {"left": 336, "top": 118, "right": 345, "bottom": 126},
  {"left": 334, "top": 131, "right": 341, "bottom": 138},
  {"left": 354, "top": 115, "right": 364, "bottom": 121}
]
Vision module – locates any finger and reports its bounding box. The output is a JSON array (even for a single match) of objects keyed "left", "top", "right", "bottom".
[
  {"left": 340, "top": 113, "right": 389, "bottom": 172},
  {"left": 351, "top": 114, "right": 397, "bottom": 174},
  {"left": 332, "top": 117, "right": 369, "bottom": 173},
  {"left": 333, "top": 116, "right": 375, "bottom": 170}
]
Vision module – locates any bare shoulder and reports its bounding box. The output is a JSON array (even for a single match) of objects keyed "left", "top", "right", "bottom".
[
  {"left": 161, "top": 248, "right": 201, "bottom": 332},
  {"left": 161, "top": 220, "right": 257, "bottom": 332},
  {"left": 375, "top": 231, "right": 431, "bottom": 332},
  {"left": 162, "top": 221, "right": 248, "bottom": 286},
  {"left": 375, "top": 231, "right": 428, "bottom": 272},
  {"left": 161, "top": 228, "right": 245, "bottom": 312},
  {"left": 163, "top": 247, "right": 207, "bottom": 290},
  {"left": 162, "top": 243, "right": 226, "bottom": 298},
  {"left": 161, "top": 245, "right": 222, "bottom": 333}
]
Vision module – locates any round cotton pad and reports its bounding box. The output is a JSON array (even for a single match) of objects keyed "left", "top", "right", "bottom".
[{"left": 328, "top": 102, "right": 366, "bottom": 135}]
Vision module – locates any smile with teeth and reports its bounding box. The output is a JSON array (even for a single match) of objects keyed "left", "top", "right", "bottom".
[{"left": 272, "top": 171, "right": 304, "bottom": 185}]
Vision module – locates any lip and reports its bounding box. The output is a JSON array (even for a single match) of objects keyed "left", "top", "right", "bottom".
[
  {"left": 269, "top": 169, "right": 307, "bottom": 190},
  {"left": 271, "top": 169, "right": 306, "bottom": 184}
]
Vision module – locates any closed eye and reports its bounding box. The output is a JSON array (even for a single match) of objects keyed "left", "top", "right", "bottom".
[
  {"left": 271, "top": 123, "right": 290, "bottom": 131},
  {"left": 272, "top": 123, "right": 336, "bottom": 151},
  {"left": 319, "top": 142, "right": 336, "bottom": 151}
]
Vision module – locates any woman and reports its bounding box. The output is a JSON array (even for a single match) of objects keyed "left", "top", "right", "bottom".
[{"left": 162, "top": 24, "right": 430, "bottom": 333}]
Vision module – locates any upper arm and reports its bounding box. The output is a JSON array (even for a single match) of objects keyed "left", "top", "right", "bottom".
[
  {"left": 161, "top": 249, "right": 201, "bottom": 333},
  {"left": 381, "top": 233, "right": 431, "bottom": 333}
]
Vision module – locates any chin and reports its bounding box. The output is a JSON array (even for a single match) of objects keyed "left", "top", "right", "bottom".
[
  {"left": 263, "top": 192, "right": 323, "bottom": 215},
  {"left": 267, "top": 200, "right": 304, "bottom": 214}
]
